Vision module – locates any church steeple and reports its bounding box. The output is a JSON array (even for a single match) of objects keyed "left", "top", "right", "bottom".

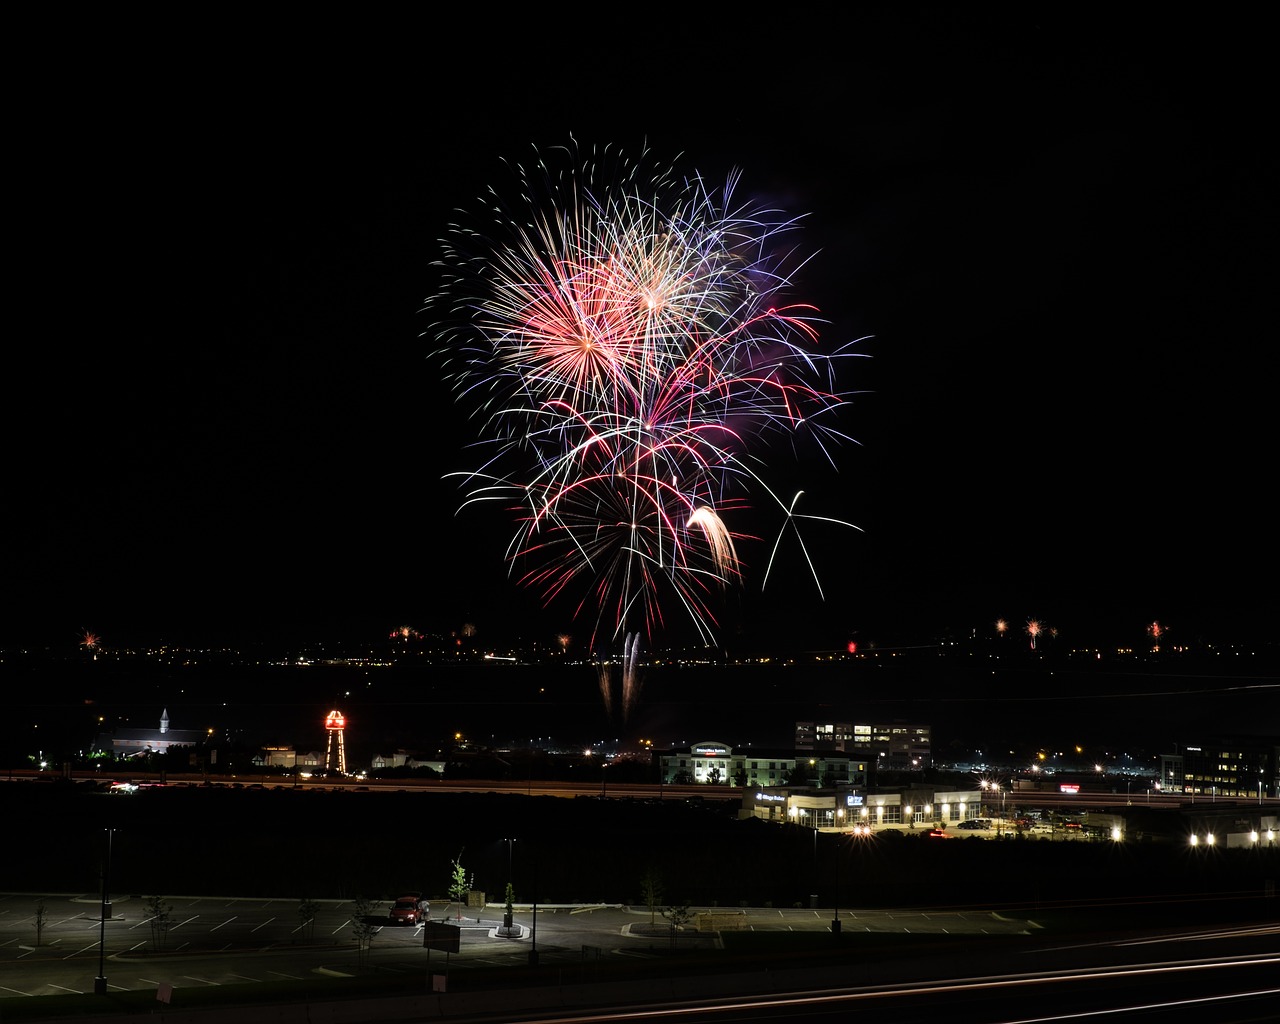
[{"left": 160, "top": 708, "right": 170, "bottom": 734}]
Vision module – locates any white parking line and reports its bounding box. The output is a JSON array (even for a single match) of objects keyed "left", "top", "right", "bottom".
[
  {"left": 49, "top": 984, "right": 82, "bottom": 994},
  {"left": 211, "top": 916, "right": 238, "bottom": 932},
  {"left": 267, "top": 970, "right": 304, "bottom": 980},
  {"left": 0, "top": 985, "right": 32, "bottom": 996},
  {"left": 63, "top": 942, "right": 101, "bottom": 959},
  {"left": 182, "top": 976, "right": 218, "bottom": 986},
  {"left": 251, "top": 917, "right": 275, "bottom": 933}
]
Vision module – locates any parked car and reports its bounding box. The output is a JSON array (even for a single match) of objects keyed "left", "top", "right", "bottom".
[
  {"left": 388, "top": 895, "right": 427, "bottom": 925},
  {"left": 955, "top": 819, "right": 986, "bottom": 830},
  {"left": 1061, "top": 820, "right": 1083, "bottom": 831}
]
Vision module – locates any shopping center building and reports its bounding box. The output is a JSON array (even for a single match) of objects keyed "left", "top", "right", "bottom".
[{"left": 658, "top": 739, "right": 984, "bottom": 830}]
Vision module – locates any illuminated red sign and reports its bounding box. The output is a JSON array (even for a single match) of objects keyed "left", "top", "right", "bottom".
[
  {"left": 324, "top": 710, "right": 346, "bottom": 731},
  {"left": 1059, "top": 783, "right": 1079, "bottom": 794}
]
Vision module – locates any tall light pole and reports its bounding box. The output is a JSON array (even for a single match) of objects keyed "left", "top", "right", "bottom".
[
  {"left": 94, "top": 827, "right": 114, "bottom": 995},
  {"left": 831, "top": 828, "right": 842, "bottom": 934},
  {"left": 528, "top": 848, "right": 539, "bottom": 967}
]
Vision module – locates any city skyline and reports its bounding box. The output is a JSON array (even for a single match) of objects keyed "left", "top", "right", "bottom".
[{"left": 8, "top": 11, "right": 1275, "bottom": 661}]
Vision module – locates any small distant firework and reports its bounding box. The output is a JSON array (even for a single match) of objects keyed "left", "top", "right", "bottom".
[
  {"left": 426, "top": 142, "right": 865, "bottom": 722},
  {"left": 80, "top": 630, "right": 101, "bottom": 651},
  {"left": 1147, "top": 620, "right": 1164, "bottom": 651},
  {"left": 1026, "top": 619, "right": 1042, "bottom": 650},
  {"left": 995, "top": 619, "right": 1008, "bottom": 637},
  {"left": 391, "top": 625, "right": 422, "bottom": 641}
]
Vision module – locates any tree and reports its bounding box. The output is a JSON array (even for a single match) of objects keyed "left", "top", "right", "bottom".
[
  {"left": 784, "top": 762, "right": 812, "bottom": 787},
  {"left": 504, "top": 882, "right": 515, "bottom": 917},
  {"left": 672, "top": 769, "right": 694, "bottom": 784},
  {"left": 34, "top": 900, "right": 46, "bottom": 946},
  {"left": 448, "top": 849, "right": 472, "bottom": 921},
  {"left": 145, "top": 895, "right": 173, "bottom": 951},
  {"left": 706, "top": 765, "right": 723, "bottom": 785},
  {"left": 297, "top": 897, "right": 318, "bottom": 944},
  {"left": 349, "top": 896, "right": 377, "bottom": 969},
  {"left": 661, "top": 902, "right": 694, "bottom": 950},
  {"left": 639, "top": 867, "right": 663, "bottom": 926},
  {"left": 732, "top": 766, "right": 748, "bottom": 787}
]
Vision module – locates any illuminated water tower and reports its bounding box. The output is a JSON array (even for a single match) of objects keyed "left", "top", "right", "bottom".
[{"left": 324, "top": 709, "right": 347, "bottom": 775}]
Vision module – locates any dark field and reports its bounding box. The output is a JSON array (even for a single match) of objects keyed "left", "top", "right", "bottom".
[{"left": 7, "top": 781, "right": 1276, "bottom": 918}]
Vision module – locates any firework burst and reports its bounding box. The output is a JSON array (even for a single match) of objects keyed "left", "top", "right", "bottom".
[{"left": 426, "top": 142, "right": 865, "bottom": 716}]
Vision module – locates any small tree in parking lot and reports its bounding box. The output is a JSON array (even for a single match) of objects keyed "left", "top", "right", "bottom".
[
  {"left": 448, "top": 849, "right": 472, "bottom": 920},
  {"left": 34, "top": 900, "right": 46, "bottom": 946},
  {"left": 661, "top": 902, "right": 694, "bottom": 950},
  {"left": 350, "top": 896, "right": 377, "bottom": 969},
  {"left": 146, "top": 895, "right": 173, "bottom": 951},
  {"left": 298, "top": 896, "right": 318, "bottom": 944},
  {"left": 639, "top": 867, "right": 663, "bottom": 926}
]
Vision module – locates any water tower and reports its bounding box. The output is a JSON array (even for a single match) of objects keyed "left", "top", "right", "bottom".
[{"left": 324, "top": 709, "right": 347, "bottom": 774}]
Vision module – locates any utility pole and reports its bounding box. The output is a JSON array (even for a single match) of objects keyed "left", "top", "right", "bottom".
[{"left": 94, "top": 828, "right": 114, "bottom": 995}]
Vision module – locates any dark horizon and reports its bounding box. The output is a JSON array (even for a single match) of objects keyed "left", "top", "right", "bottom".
[{"left": 8, "top": 633, "right": 1277, "bottom": 768}]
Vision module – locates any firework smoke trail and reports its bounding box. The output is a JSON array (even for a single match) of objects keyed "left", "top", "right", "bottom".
[
  {"left": 426, "top": 142, "right": 865, "bottom": 716},
  {"left": 597, "top": 661, "right": 614, "bottom": 721},
  {"left": 622, "top": 631, "right": 642, "bottom": 723}
]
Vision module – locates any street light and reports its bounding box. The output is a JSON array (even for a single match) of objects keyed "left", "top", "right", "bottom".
[
  {"left": 831, "top": 830, "right": 842, "bottom": 934},
  {"left": 94, "top": 827, "right": 115, "bottom": 995},
  {"left": 528, "top": 847, "right": 539, "bottom": 967}
]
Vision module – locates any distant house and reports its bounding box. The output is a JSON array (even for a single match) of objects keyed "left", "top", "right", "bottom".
[
  {"left": 255, "top": 748, "right": 325, "bottom": 768},
  {"left": 96, "top": 708, "right": 205, "bottom": 760},
  {"left": 371, "top": 751, "right": 446, "bottom": 773}
]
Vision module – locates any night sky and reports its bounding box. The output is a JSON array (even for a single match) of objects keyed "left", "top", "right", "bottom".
[{"left": 10, "top": 10, "right": 1276, "bottom": 654}]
